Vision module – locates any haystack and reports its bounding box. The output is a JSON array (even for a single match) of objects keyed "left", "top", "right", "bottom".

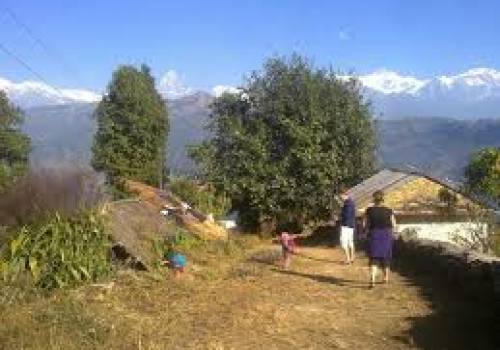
[
  {"left": 103, "top": 199, "right": 172, "bottom": 270},
  {"left": 125, "top": 180, "right": 228, "bottom": 240}
]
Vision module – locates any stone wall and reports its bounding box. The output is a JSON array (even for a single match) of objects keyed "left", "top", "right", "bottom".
[
  {"left": 398, "top": 221, "right": 488, "bottom": 244},
  {"left": 394, "top": 237, "right": 500, "bottom": 314}
]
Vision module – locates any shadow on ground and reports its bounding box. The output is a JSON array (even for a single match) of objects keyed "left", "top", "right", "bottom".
[
  {"left": 294, "top": 230, "right": 498, "bottom": 349},
  {"left": 248, "top": 245, "right": 345, "bottom": 265},
  {"left": 295, "top": 252, "right": 342, "bottom": 264},
  {"left": 296, "top": 224, "right": 340, "bottom": 247},
  {"left": 273, "top": 269, "right": 368, "bottom": 289},
  {"left": 391, "top": 256, "right": 498, "bottom": 349}
]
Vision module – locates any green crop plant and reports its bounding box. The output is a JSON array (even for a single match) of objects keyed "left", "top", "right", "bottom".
[{"left": 0, "top": 211, "right": 111, "bottom": 290}]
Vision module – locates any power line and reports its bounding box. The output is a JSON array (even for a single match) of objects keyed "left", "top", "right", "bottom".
[
  {"left": 0, "top": 41, "right": 64, "bottom": 95},
  {"left": 1, "top": 3, "right": 85, "bottom": 86},
  {"left": 2, "top": 5, "right": 51, "bottom": 53}
]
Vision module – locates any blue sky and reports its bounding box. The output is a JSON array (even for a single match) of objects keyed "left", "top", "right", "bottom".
[{"left": 1, "top": 0, "right": 500, "bottom": 92}]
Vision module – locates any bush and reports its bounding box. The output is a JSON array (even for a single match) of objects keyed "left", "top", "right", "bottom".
[
  {"left": 0, "top": 211, "right": 111, "bottom": 290},
  {"left": 0, "top": 166, "right": 105, "bottom": 228},
  {"left": 449, "top": 207, "right": 499, "bottom": 254},
  {"left": 492, "top": 224, "right": 500, "bottom": 257},
  {"left": 399, "top": 228, "right": 419, "bottom": 240},
  {"left": 437, "top": 188, "right": 458, "bottom": 214},
  {"left": 169, "top": 178, "right": 231, "bottom": 219},
  {"left": 158, "top": 228, "right": 250, "bottom": 260},
  {"left": 151, "top": 228, "right": 201, "bottom": 268}
]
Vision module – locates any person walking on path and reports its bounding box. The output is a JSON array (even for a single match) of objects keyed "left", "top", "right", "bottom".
[
  {"left": 339, "top": 187, "right": 356, "bottom": 265},
  {"left": 364, "top": 190, "right": 397, "bottom": 288}
]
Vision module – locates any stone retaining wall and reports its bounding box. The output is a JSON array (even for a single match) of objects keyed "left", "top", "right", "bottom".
[{"left": 394, "top": 237, "right": 500, "bottom": 330}]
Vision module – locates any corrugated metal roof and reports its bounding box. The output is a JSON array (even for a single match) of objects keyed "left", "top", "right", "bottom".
[{"left": 347, "top": 169, "right": 418, "bottom": 208}]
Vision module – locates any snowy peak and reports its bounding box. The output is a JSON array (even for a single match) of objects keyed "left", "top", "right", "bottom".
[
  {"left": 0, "top": 77, "right": 100, "bottom": 108},
  {"left": 2, "top": 66, "right": 500, "bottom": 118},
  {"left": 361, "top": 67, "right": 500, "bottom": 118},
  {"left": 212, "top": 85, "right": 241, "bottom": 97},
  {"left": 358, "top": 70, "right": 428, "bottom": 94},
  {"left": 360, "top": 67, "right": 500, "bottom": 96},
  {"left": 437, "top": 67, "right": 500, "bottom": 88},
  {"left": 157, "top": 70, "right": 193, "bottom": 99}
]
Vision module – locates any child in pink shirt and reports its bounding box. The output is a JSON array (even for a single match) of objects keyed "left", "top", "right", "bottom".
[{"left": 274, "top": 232, "right": 298, "bottom": 269}]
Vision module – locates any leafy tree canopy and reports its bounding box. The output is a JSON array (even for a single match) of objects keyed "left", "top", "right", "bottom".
[
  {"left": 190, "top": 55, "right": 376, "bottom": 231},
  {"left": 464, "top": 147, "right": 500, "bottom": 202},
  {"left": 0, "top": 90, "right": 30, "bottom": 192},
  {"left": 92, "top": 64, "right": 169, "bottom": 187}
]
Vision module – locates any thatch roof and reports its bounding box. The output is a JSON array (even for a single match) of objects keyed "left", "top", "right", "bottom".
[{"left": 347, "top": 168, "right": 499, "bottom": 212}]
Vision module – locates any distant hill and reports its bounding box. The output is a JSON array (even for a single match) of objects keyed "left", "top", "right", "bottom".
[
  {"left": 377, "top": 117, "right": 500, "bottom": 179},
  {"left": 23, "top": 93, "right": 213, "bottom": 175},
  {"left": 23, "top": 103, "right": 97, "bottom": 166},
  {"left": 22, "top": 94, "right": 500, "bottom": 180}
]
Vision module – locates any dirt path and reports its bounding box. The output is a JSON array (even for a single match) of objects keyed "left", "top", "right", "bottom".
[
  {"left": 163, "top": 244, "right": 494, "bottom": 349},
  {"left": 92, "top": 244, "right": 482, "bottom": 349},
  {"left": 1, "top": 242, "right": 495, "bottom": 349},
  {"left": 198, "top": 245, "right": 432, "bottom": 349}
]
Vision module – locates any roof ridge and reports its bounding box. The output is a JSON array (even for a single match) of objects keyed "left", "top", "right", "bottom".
[{"left": 352, "top": 167, "right": 500, "bottom": 211}]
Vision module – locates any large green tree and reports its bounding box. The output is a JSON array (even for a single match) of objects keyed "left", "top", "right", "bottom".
[
  {"left": 464, "top": 147, "right": 500, "bottom": 202},
  {"left": 190, "top": 55, "right": 376, "bottom": 231},
  {"left": 0, "top": 91, "right": 30, "bottom": 192},
  {"left": 92, "top": 65, "right": 169, "bottom": 187}
]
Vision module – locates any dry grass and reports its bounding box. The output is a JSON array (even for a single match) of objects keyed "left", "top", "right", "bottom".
[
  {"left": 0, "top": 238, "right": 496, "bottom": 349},
  {"left": 104, "top": 199, "right": 176, "bottom": 269},
  {"left": 125, "top": 180, "right": 228, "bottom": 240},
  {"left": 356, "top": 177, "right": 477, "bottom": 214},
  {"left": 0, "top": 235, "right": 260, "bottom": 349}
]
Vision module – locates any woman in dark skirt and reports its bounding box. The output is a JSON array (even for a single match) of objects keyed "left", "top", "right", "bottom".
[{"left": 364, "top": 190, "right": 397, "bottom": 288}]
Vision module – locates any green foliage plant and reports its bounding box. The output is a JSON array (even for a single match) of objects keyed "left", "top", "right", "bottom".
[
  {"left": 92, "top": 64, "right": 169, "bottom": 188},
  {"left": 0, "top": 211, "right": 111, "bottom": 290},
  {"left": 190, "top": 54, "right": 376, "bottom": 231},
  {"left": 0, "top": 91, "right": 30, "bottom": 192},
  {"left": 464, "top": 147, "right": 500, "bottom": 202}
]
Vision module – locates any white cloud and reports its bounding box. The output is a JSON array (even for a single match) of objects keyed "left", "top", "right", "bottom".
[
  {"left": 212, "top": 85, "right": 241, "bottom": 97},
  {"left": 157, "top": 70, "right": 193, "bottom": 99},
  {"left": 338, "top": 30, "right": 350, "bottom": 41},
  {"left": 60, "top": 88, "right": 101, "bottom": 102}
]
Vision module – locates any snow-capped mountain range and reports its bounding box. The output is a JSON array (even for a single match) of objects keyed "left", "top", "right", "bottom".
[
  {"left": 356, "top": 67, "right": 500, "bottom": 96},
  {"left": 0, "top": 77, "right": 101, "bottom": 108},
  {"left": 358, "top": 68, "right": 500, "bottom": 118},
  {"left": 2, "top": 67, "right": 500, "bottom": 118}
]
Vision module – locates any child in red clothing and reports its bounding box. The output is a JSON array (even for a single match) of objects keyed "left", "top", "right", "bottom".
[{"left": 274, "top": 232, "right": 298, "bottom": 269}]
